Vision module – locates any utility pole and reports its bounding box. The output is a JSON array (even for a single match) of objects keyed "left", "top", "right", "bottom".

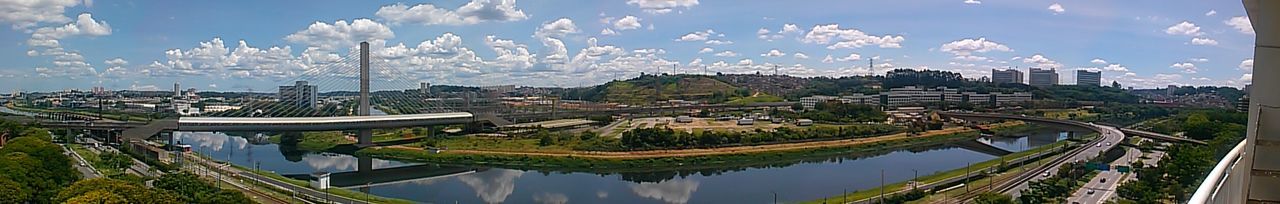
[{"left": 880, "top": 169, "right": 885, "bottom": 204}]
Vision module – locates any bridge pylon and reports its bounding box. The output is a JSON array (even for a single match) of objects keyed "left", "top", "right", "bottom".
[{"left": 357, "top": 41, "right": 374, "bottom": 147}]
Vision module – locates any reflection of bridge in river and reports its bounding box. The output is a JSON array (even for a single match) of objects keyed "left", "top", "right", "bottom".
[{"left": 284, "top": 157, "right": 481, "bottom": 188}]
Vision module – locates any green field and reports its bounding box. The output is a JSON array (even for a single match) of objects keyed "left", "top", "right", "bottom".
[
  {"left": 358, "top": 131, "right": 980, "bottom": 172},
  {"left": 67, "top": 144, "right": 122, "bottom": 176}
]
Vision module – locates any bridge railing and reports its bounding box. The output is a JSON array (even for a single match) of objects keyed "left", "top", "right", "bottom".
[{"left": 1188, "top": 139, "right": 1249, "bottom": 204}]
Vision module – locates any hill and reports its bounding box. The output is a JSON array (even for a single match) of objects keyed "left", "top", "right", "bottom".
[{"left": 599, "top": 74, "right": 747, "bottom": 105}]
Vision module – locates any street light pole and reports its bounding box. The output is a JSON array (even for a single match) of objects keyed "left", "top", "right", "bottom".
[{"left": 880, "top": 169, "right": 885, "bottom": 204}]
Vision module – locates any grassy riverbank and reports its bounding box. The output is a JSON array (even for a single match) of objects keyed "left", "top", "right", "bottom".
[
  {"left": 229, "top": 164, "right": 416, "bottom": 204},
  {"left": 357, "top": 130, "right": 981, "bottom": 172},
  {"left": 804, "top": 135, "right": 1075, "bottom": 203}
]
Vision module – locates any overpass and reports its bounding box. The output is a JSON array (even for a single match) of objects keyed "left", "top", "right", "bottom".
[
  {"left": 940, "top": 111, "right": 1206, "bottom": 145},
  {"left": 1118, "top": 127, "right": 1207, "bottom": 145}
]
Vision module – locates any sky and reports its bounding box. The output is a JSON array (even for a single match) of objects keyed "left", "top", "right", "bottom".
[{"left": 0, "top": 0, "right": 1258, "bottom": 92}]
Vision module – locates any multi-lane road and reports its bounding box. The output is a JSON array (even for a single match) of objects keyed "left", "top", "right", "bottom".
[
  {"left": 1067, "top": 146, "right": 1141, "bottom": 203},
  {"left": 1006, "top": 124, "right": 1127, "bottom": 197}
]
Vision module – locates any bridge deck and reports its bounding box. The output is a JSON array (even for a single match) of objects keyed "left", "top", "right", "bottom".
[{"left": 177, "top": 112, "right": 474, "bottom": 132}]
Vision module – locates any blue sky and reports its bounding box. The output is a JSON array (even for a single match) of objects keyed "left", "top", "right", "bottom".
[{"left": 0, "top": 0, "right": 1257, "bottom": 92}]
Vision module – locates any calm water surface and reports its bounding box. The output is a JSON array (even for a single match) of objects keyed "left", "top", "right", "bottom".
[{"left": 177, "top": 128, "right": 1070, "bottom": 203}]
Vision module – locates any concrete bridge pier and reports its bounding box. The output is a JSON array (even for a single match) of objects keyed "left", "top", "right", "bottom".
[
  {"left": 358, "top": 156, "right": 372, "bottom": 174},
  {"left": 356, "top": 41, "right": 374, "bottom": 147}
]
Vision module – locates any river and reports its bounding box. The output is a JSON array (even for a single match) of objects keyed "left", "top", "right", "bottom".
[{"left": 177, "top": 128, "right": 1071, "bottom": 203}]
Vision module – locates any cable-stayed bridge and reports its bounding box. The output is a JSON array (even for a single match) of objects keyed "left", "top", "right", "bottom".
[{"left": 120, "top": 42, "right": 475, "bottom": 146}]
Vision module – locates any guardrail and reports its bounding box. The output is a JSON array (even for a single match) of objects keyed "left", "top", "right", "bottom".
[{"left": 1188, "top": 139, "right": 1248, "bottom": 204}]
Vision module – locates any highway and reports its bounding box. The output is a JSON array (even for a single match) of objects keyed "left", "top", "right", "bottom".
[
  {"left": 1006, "top": 124, "right": 1125, "bottom": 197},
  {"left": 62, "top": 144, "right": 102, "bottom": 179},
  {"left": 1066, "top": 146, "right": 1140, "bottom": 203}
]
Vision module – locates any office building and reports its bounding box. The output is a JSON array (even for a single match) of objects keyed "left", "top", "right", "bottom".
[
  {"left": 279, "top": 81, "right": 318, "bottom": 108},
  {"left": 1029, "top": 68, "right": 1059, "bottom": 87},
  {"left": 1076, "top": 70, "right": 1101, "bottom": 86},
  {"left": 799, "top": 86, "right": 1032, "bottom": 109},
  {"left": 991, "top": 68, "right": 1024, "bottom": 84},
  {"left": 173, "top": 82, "right": 181, "bottom": 98}
]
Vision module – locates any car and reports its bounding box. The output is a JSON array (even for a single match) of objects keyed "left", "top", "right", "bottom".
[
  {"left": 1106, "top": 142, "right": 1111, "bottom": 146},
  {"left": 1096, "top": 143, "right": 1102, "bottom": 147},
  {"left": 1087, "top": 189, "right": 1095, "bottom": 195},
  {"left": 1042, "top": 171, "right": 1051, "bottom": 177}
]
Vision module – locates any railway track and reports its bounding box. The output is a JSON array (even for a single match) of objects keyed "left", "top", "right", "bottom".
[{"left": 951, "top": 132, "right": 1108, "bottom": 202}]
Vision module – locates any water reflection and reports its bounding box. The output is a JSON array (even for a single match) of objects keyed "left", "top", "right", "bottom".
[
  {"left": 457, "top": 169, "right": 525, "bottom": 203},
  {"left": 630, "top": 178, "right": 701, "bottom": 204},
  {"left": 532, "top": 192, "right": 569, "bottom": 204},
  {"left": 300, "top": 154, "right": 396, "bottom": 171},
  {"left": 177, "top": 128, "right": 1071, "bottom": 203},
  {"left": 178, "top": 131, "right": 248, "bottom": 152}
]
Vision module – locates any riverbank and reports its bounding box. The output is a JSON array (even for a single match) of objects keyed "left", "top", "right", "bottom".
[
  {"left": 357, "top": 126, "right": 991, "bottom": 171},
  {"left": 804, "top": 135, "right": 1074, "bottom": 203}
]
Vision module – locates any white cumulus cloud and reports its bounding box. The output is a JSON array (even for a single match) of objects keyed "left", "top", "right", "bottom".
[
  {"left": 760, "top": 49, "right": 784, "bottom": 57},
  {"left": 802, "top": 24, "right": 905, "bottom": 49},
  {"left": 625, "top": 0, "right": 698, "bottom": 14},
  {"left": 284, "top": 19, "right": 395, "bottom": 51},
  {"left": 793, "top": 52, "right": 809, "bottom": 59},
  {"left": 0, "top": 0, "right": 80, "bottom": 30},
  {"left": 374, "top": 0, "right": 529, "bottom": 26},
  {"left": 1048, "top": 3, "right": 1064, "bottom": 14},
  {"left": 1190, "top": 37, "right": 1218, "bottom": 45},
  {"left": 1165, "top": 21, "right": 1203, "bottom": 36},
  {"left": 939, "top": 38, "right": 1012, "bottom": 56},
  {"left": 1170, "top": 62, "right": 1197, "bottom": 73},
  {"left": 614, "top": 15, "right": 642, "bottom": 30},
  {"left": 1225, "top": 16, "right": 1253, "bottom": 35}
]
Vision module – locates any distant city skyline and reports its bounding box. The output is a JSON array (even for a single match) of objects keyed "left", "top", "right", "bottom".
[{"left": 0, "top": 0, "right": 1256, "bottom": 91}]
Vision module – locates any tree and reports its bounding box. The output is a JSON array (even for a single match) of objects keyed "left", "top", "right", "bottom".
[
  {"left": 56, "top": 178, "right": 182, "bottom": 204},
  {"left": 790, "top": 103, "right": 804, "bottom": 111},
  {"left": 0, "top": 178, "right": 31, "bottom": 204},
  {"left": 0, "top": 136, "right": 79, "bottom": 201},
  {"left": 66, "top": 190, "right": 128, "bottom": 204},
  {"left": 538, "top": 134, "right": 554, "bottom": 146},
  {"left": 99, "top": 152, "right": 134, "bottom": 171},
  {"left": 154, "top": 172, "right": 253, "bottom": 204},
  {"left": 974, "top": 192, "right": 1015, "bottom": 204}
]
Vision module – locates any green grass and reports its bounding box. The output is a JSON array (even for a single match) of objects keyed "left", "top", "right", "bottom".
[
  {"left": 231, "top": 164, "right": 415, "bottom": 204},
  {"left": 804, "top": 138, "right": 1075, "bottom": 203},
  {"left": 434, "top": 137, "right": 575, "bottom": 152},
  {"left": 67, "top": 144, "right": 123, "bottom": 176},
  {"left": 359, "top": 131, "right": 980, "bottom": 172},
  {"left": 727, "top": 94, "right": 784, "bottom": 105},
  {"left": 292, "top": 131, "right": 353, "bottom": 152}
]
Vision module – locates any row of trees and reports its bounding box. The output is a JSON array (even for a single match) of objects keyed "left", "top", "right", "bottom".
[
  {"left": 0, "top": 119, "right": 253, "bottom": 203},
  {"left": 1017, "top": 161, "right": 1092, "bottom": 203},
  {"left": 802, "top": 102, "right": 887, "bottom": 123},
  {"left": 1116, "top": 110, "right": 1247, "bottom": 203},
  {"left": 619, "top": 125, "right": 901, "bottom": 150},
  {"left": 0, "top": 135, "right": 80, "bottom": 203}
]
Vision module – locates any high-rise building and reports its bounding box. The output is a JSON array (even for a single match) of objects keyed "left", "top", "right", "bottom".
[
  {"left": 173, "top": 82, "right": 181, "bottom": 98},
  {"left": 420, "top": 82, "right": 430, "bottom": 96},
  {"left": 991, "top": 68, "right": 1024, "bottom": 84},
  {"left": 1076, "top": 70, "right": 1101, "bottom": 86},
  {"left": 1029, "top": 68, "right": 1059, "bottom": 87},
  {"left": 279, "top": 81, "right": 318, "bottom": 108}
]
